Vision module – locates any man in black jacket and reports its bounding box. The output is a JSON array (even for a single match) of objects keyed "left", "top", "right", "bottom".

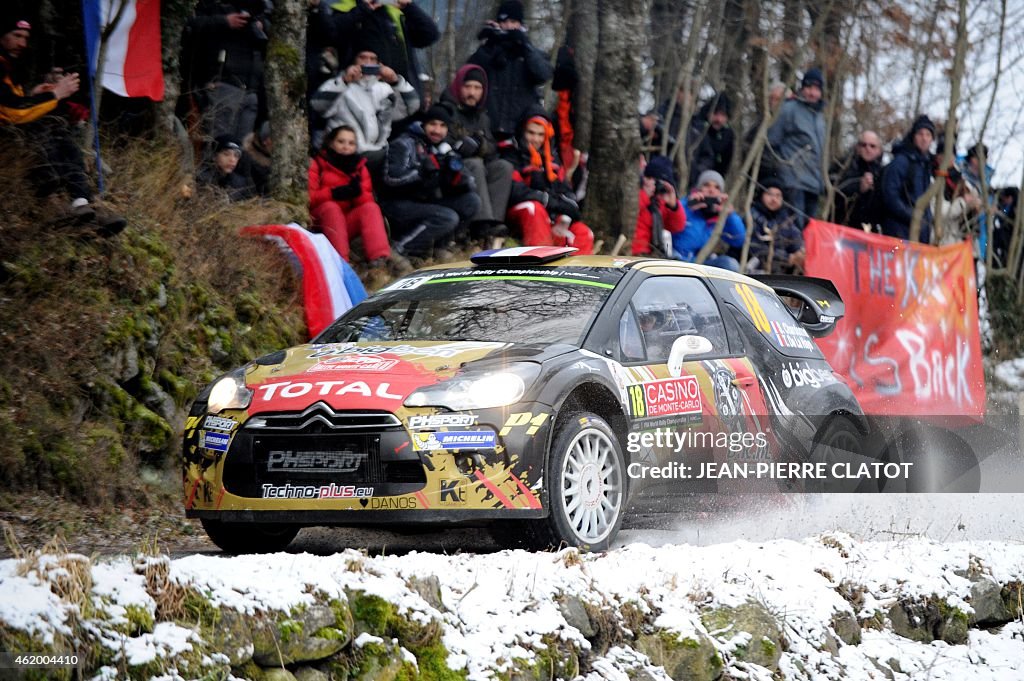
[
  {"left": 380, "top": 106, "right": 480, "bottom": 259},
  {"left": 468, "top": 1, "right": 552, "bottom": 140},
  {"left": 686, "top": 93, "right": 735, "bottom": 189},
  {"left": 439, "top": 65, "right": 512, "bottom": 236},
  {"left": 831, "top": 130, "right": 883, "bottom": 229},
  {"left": 183, "top": 0, "right": 271, "bottom": 143}
]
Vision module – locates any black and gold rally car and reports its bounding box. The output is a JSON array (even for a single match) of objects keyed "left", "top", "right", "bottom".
[{"left": 183, "top": 247, "right": 862, "bottom": 552}]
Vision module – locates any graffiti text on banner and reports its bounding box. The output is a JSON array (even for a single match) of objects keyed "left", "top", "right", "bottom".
[{"left": 803, "top": 220, "right": 985, "bottom": 419}]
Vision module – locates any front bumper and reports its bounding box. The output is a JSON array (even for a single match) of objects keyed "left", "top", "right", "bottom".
[{"left": 182, "top": 403, "right": 554, "bottom": 521}]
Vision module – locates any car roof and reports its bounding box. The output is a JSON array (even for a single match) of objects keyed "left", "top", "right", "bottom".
[{"left": 420, "top": 255, "right": 775, "bottom": 291}]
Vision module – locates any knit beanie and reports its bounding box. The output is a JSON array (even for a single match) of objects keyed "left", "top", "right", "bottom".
[
  {"left": 1, "top": 15, "right": 31, "bottom": 36},
  {"left": 696, "top": 169, "right": 725, "bottom": 191},
  {"left": 910, "top": 114, "right": 936, "bottom": 136},
  {"left": 423, "top": 105, "right": 452, "bottom": 126},
  {"left": 214, "top": 135, "right": 243, "bottom": 156},
  {"left": 643, "top": 155, "right": 677, "bottom": 188},
  {"left": 496, "top": 0, "right": 524, "bottom": 22},
  {"left": 802, "top": 67, "right": 824, "bottom": 90},
  {"left": 462, "top": 67, "right": 486, "bottom": 86}
]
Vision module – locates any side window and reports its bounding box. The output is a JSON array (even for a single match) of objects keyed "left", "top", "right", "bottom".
[
  {"left": 728, "top": 282, "right": 823, "bottom": 358},
  {"left": 626, "top": 276, "right": 728, "bottom": 364}
]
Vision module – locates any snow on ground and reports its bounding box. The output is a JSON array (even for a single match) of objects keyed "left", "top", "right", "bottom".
[{"left": 1, "top": 534, "right": 1022, "bottom": 680}]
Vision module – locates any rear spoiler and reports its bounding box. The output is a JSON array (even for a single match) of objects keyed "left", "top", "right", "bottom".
[{"left": 751, "top": 275, "right": 845, "bottom": 338}]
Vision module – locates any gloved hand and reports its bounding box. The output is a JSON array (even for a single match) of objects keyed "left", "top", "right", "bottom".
[
  {"left": 547, "top": 194, "right": 581, "bottom": 221},
  {"left": 419, "top": 156, "right": 441, "bottom": 192},
  {"left": 420, "top": 155, "right": 441, "bottom": 177},
  {"left": 457, "top": 135, "right": 481, "bottom": 158},
  {"left": 331, "top": 183, "right": 361, "bottom": 201},
  {"left": 552, "top": 215, "right": 575, "bottom": 244},
  {"left": 445, "top": 170, "right": 473, "bottom": 195}
]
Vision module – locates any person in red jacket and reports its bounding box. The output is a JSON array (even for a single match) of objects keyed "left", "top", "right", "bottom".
[
  {"left": 309, "top": 125, "right": 393, "bottom": 266},
  {"left": 633, "top": 155, "right": 685, "bottom": 256},
  {"left": 504, "top": 112, "right": 594, "bottom": 254}
]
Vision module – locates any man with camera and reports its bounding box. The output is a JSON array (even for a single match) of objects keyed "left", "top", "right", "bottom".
[
  {"left": 311, "top": 46, "right": 420, "bottom": 176},
  {"left": 672, "top": 170, "right": 746, "bottom": 271},
  {"left": 439, "top": 65, "right": 513, "bottom": 239},
  {"left": 468, "top": 0, "right": 553, "bottom": 140},
  {"left": 320, "top": 0, "right": 439, "bottom": 103},
  {"left": 632, "top": 156, "right": 685, "bottom": 257},
  {"left": 184, "top": 0, "right": 272, "bottom": 144},
  {"left": 379, "top": 105, "right": 480, "bottom": 260}
]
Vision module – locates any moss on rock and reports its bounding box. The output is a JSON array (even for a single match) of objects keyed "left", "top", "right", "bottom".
[{"left": 636, "top": 630, "right": 722, "bottom": 681}]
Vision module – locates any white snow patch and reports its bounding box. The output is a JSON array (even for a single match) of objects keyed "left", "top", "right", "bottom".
[{"left": 1, "top": 535, "right": 1022, "bottom": 679}]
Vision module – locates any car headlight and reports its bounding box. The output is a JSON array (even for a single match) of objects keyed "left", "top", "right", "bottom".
[
  {"left": 404, "top": 364, "right": 539, "bottom": 411},
  {"left": 207, "top": 368, "right": 253, "bottom": 413}
]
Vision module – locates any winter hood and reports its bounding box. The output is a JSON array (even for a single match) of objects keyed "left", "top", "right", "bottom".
[{"left": 447, "top": 63, "right": 489, "bottom": 108}]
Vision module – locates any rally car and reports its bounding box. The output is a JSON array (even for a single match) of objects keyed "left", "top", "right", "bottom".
[{"left": 183, "top": 247, "right": 862, "bottom": 553}]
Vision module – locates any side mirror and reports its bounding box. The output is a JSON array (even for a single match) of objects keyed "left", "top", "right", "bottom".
[{"left": 668, "top": 335, "right": 713, "bottom": 377}]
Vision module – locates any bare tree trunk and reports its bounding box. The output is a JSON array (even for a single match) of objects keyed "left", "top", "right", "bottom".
[
  {"left": 910, "top": 0, "right": 967, "bottom": 244},
  {"left": 980, "top": 0, "right": 1006, "bottom": 272},
  {"left": 158, "top": 0, "right": 196, "bottom": 138},
  {"left": 910, "top": 3, "right": 941, "bottom": 119},
  {"left": 265, "top": 0, "right": 309, "bottom": 205},
  {"left": 719, "top": 0, "right": 748, "bottom": 101},
  {"left": 649, "top": 0, "right": 689, "bottom": 106},
  {"left": 779, "top": 0, "right": 804, "bottom": 86},
  {"left": 566, "top": 0, "right": 599, "bottom": 151},
  {"left": 584, "top": 0, "right": 647, "bottom": 242}
]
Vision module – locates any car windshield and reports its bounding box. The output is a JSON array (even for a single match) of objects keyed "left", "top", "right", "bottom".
[{"left": 316, "top": 267, "right": 622, "bottom": 346}]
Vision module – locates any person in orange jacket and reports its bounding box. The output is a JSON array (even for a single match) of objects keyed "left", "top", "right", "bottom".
[
  {"left": 503, "top": 111, "right": 593, "bottom": 253},
  {"left": 633, "top": 155, "right": 685, "bottom": 256},
  {"left": 308, "top": 124, "right": 393, "bottom": 265}
]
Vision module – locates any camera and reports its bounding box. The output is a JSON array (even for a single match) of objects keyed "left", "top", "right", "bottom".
[
  {"left": 688, "top": 195, "right": 719, "bottom": 208},
  {"left": 360, "top": 64, "right": 381, "bottom": 77}
]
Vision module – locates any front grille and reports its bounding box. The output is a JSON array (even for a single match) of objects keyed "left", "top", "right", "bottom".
[
  {"left": 255, "top": 434, "right": 384, "bottom": 483},
  {"left": 222, "top": 407, "right": 427, "bottom": 497},
  {"left": 246, "top": 403, "right": 401, "bottom": 432}
]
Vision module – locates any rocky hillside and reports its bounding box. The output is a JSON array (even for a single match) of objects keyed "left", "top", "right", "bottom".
[
  {"left": 0, "top": 140, "right": 307, "bottom": 506},
  {"left": 0, "top": 533, "right": 1021, "bottom": 680}
]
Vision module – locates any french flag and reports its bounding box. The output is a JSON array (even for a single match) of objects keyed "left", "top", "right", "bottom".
[
  {"left": 83, "top": 0, "right": 165, "bottom": 100},
  {"left": 241, "top": 224, "right": 369, "bottom": 339}
]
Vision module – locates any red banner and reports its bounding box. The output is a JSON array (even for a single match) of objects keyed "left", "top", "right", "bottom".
[{"left": 804, "top": 220, "right": 985, "bottom": 418}]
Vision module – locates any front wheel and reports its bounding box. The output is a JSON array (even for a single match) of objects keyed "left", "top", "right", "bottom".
[
  {"left": 536, "top": 413, "right": 628, "bottom": 551},
  {"left": 200, "top": 518, "right": 299, "bottom": 554}
]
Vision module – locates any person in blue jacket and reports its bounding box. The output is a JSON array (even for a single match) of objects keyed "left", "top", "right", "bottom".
[{"left": 672, "top": 169, "right": 746, "bottom": 271}]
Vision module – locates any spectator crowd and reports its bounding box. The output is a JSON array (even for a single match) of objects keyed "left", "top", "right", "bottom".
[{"left": 1, "top": 2, "right": 1018, "bottom": 280}]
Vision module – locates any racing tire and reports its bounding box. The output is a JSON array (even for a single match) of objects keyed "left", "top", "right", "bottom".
[
  {"left": 528, "top": 412, "right": 628, "bottom": 551},
  {"left": 200, "top": 518, "right": 300, "bottom": 554}
]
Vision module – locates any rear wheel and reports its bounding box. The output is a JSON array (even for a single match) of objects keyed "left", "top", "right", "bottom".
[{"left": 200, "top": 518, "right": 300, "bottom": 554}]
